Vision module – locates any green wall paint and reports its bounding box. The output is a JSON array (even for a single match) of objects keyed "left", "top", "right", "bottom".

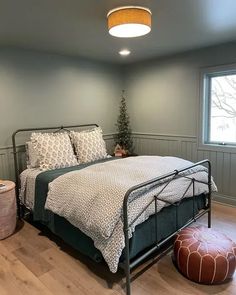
[
  {"left": 124, "top": 42, "right": 236, "bottom": 136},
  {"left": 0, "top": 48, "right": 122, "bottom": 147}
]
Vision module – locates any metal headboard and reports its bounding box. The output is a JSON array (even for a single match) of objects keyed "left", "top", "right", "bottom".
[{"left": 12, "top": 123, "right": 98, "bottom": 217}]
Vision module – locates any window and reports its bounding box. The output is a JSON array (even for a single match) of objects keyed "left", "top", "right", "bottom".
[{"left": 201, "top": 65, "right": 236, "bottom": 148}]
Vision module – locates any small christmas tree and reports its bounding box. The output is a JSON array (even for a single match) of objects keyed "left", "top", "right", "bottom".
[{"left": 115, "top": 90, "right": 134, "bottom": 155}]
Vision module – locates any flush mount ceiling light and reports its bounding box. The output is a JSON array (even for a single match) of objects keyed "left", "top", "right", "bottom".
[{"left": 107, "top": 6, "right": 152, "bottom": 38}]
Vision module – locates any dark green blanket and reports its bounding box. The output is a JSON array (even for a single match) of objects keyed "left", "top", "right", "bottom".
[{"left": 33, "top": 158, "right": 207, "bottom": 264}]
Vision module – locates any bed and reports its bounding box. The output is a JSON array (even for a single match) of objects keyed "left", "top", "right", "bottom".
[{"left": 12, "top": 124, "right": 215, "bottom": 295}]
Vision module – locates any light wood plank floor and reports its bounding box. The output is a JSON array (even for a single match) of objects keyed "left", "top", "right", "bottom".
[{"left": 0, "top": 202, "right": 235, "bottom": 295}]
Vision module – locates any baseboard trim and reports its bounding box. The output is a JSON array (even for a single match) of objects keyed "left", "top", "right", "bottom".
[{"left": 212, "top": 193, "right": 236, "bottom": 207}]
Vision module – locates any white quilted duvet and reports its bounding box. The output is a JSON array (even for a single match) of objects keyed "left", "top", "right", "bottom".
[{"left": 45, "top": 156, "right": 217, "bottom": 272}]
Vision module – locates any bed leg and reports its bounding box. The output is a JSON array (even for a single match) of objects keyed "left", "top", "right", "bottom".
[
  {"left": 207, "top": 160, "right": 212, "bottom": 229},
  {"left": 124, "top": 228, "right": 131, "bottom": 295},
  {"left": 208, "top": 207, "right": 211, "bottom": 228},
  {"left": 125, "top": 261, "right": 131, "bottom": 295}
]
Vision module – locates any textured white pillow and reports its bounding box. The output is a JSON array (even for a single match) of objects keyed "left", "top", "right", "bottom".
[
  {"left": 70, "top": 127, "right": 108, "bottom": 164},
  {"left": 31, "top": 132, "right": 78, "bottom": 171},
  {"left": 26, "top": 141, "right": 39, "bottom": 168}
]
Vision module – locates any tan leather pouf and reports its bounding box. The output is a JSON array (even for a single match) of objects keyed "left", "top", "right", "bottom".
[
  {"left": 174, "top": 226, "right": 236, "bottom": 284},
  {"left": 0, "top": 181, "right": 16, "bottom": 240}
]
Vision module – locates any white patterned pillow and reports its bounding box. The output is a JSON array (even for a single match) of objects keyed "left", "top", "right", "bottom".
[
  {"left": 31, "top": 132, "right": 78, "bottom": 171},
  {"left": 26, "top": 141, "right": 40, "bottom": 168},
  {"left": 70, "top": 127, "right": 108, "bottom": 164}
]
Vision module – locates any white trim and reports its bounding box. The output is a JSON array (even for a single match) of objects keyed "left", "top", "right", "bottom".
[
  {"left": 103, "top": 133, "right": 116, "bottom": 138},
  {"left": 0, "top": 144, "right": 25, "bottom": 151},
  {"left": 198, "top": 63, "right": 236, "bottom": 153},
  {"left": 212, "top": 193, "right": 236, "bottom": 207},
  {"left": 197, "top": 143, "right": 236, "bottom": 153},
  {"left": 200, "top": 63, "right": 236, "bottom": 75},
  {"left": 132, "top": 132, "right": 196, "bottom": 139}
]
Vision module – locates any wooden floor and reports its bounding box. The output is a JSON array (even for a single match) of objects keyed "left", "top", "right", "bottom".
[{"left": 0, "top": 202, "right": 235, "bottom": 295}]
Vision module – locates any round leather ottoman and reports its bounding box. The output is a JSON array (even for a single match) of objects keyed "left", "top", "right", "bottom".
[{"left": 174, "top": 226, "right": 236, "bottom": 284}]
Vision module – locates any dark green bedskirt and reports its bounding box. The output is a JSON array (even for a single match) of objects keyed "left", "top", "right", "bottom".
[{"left": 37, "top": 194, "right": 207, "bottom": 264}]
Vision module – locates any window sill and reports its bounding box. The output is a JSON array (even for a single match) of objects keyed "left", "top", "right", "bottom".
[{"left": 198, "top": 142, "right": 236, "bottom": 154}]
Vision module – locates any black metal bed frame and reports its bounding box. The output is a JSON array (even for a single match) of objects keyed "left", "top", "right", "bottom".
[
  {"left": 12, "top": 124, "right": 212, "bottom": 295},
  {"left": 12, "top": 123, "right": 98, "bottom": 218}
]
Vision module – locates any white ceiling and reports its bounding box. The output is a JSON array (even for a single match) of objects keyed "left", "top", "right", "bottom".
[{"left": 1, "top": 0, "right": 236, "bottom": 64}]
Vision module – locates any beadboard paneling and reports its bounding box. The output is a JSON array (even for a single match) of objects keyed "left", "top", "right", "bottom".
[
  {"left": 0, "top": 134, "right": 115, "bottom": 181},
  {"left": 132, "top": 134, "right": 182, "bottom": 157},
  {"left": 0, "top": 145, "right": 27, "bottom": 181},
  {"left": 133, "top": 133, "right": 236, "bottom": 206},
  {"left": 104, "top": 134, "right": 115, "bottom": 155},
  {"left": 1, "top": 132, "right": 235, "bottom": 206}
]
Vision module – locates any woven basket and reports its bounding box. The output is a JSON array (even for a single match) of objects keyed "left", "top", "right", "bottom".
[{"left": 0, "top": 181, "right": 16, "bottom": 240}]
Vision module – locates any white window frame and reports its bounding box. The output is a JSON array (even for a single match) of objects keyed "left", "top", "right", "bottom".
[{"left": 199, "top": 63, "right": 236, "bottom": 152}]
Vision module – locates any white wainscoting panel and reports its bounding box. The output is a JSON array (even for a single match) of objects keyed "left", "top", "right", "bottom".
[
  {"left": 104, "top": 134, "right": 115, "bottom": 155},
  {"left": 0, "top": 149, "right": 11, "bottom": 180},
  {"left": 133, "top": 133, "right": 236, "bottom": 206},
  {"left": 1, "top": 132, "right": 235, "bottom": 206}
]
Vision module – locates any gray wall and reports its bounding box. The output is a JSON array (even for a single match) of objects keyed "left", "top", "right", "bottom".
[
  {"left": 0, "top": 48, "right": 121, "bottom": 179},
  {"left": 125, "top": 42, "right": 236, "bottom": 136},
  {"left": 125, "top": 42, "right": 236, "bottom": 206},
  {"left": 0, "top": 48, "right": 122, "bottom": 147}
]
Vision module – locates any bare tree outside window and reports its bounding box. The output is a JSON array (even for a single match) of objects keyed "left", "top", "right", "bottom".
[{"left": 210, "top": 73, "right": 236, "bottom": 144}]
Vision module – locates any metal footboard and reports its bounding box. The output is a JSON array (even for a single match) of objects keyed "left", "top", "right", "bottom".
[{"left": 122, "top": 159, "right": 212, "bottom": 295}]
